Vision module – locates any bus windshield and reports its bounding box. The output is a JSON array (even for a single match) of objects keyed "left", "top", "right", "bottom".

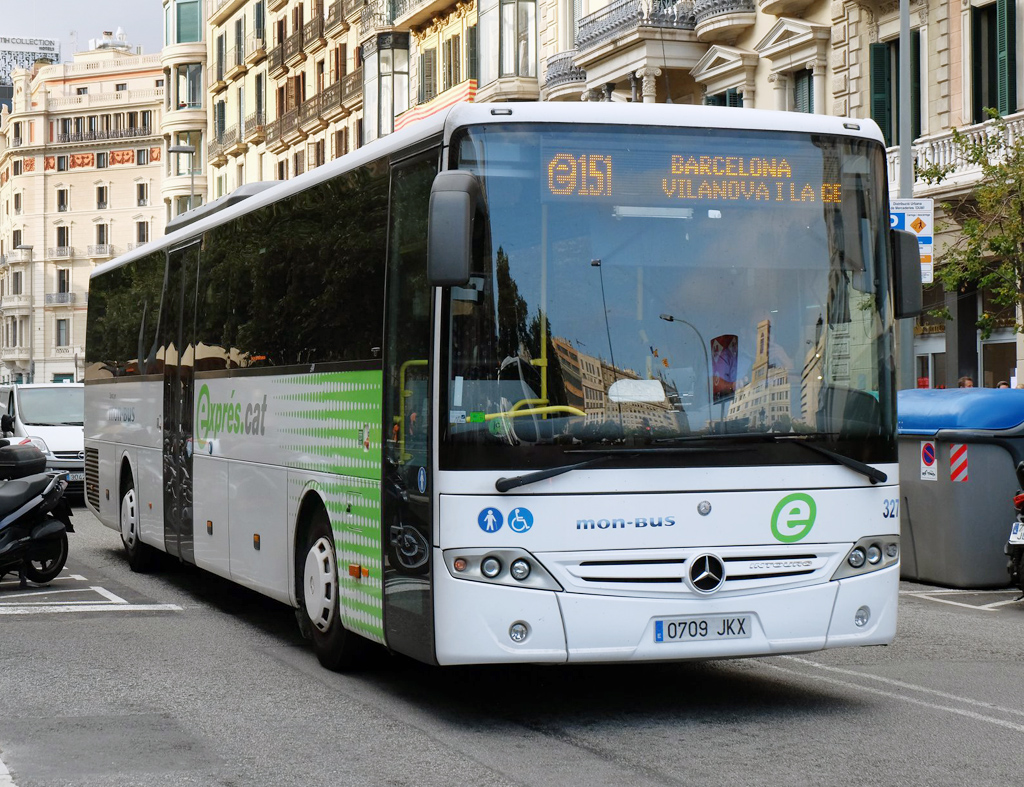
[{"left": 440, "top": 123, "right": 895, "bottom": 472}]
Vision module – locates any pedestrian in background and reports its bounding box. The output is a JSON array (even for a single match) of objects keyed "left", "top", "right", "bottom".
[{"left": 958, "top": 376, "right": 975, "bottom": 388}]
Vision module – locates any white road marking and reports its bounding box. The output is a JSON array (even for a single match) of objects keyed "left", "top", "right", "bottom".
[
  {"left": 0, "top": 585, "right": 180, "bottom": 615},
  {"left": 0, "top": 754, "right": 16, "bottom": 786},
  {"left": 980, "top": 597, "right": 1023, "bottom": 610},
  {"left": 762, "top": 659, "right": 1024, "bottom": 734},
  {"left": 780, "top": 655, "right": 1024, "bottom": 721},
  {"left": 903, "top": 593, "right": 999, "bottom": 611}
]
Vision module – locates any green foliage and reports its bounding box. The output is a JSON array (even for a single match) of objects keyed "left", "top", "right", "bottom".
[{"left": 914, "top": 110, "right": 1024, "bottom": 338}]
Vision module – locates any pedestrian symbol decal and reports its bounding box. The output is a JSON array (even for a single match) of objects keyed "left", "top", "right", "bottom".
[
  {"left": 508, "top": 507, "right": 534, "bottom": 533},
  {"left": 478, "top": 508, "right": 503, "bottom": 532},
  {"left": 920, "top": 441, "right": 937, "bottom": 482}
]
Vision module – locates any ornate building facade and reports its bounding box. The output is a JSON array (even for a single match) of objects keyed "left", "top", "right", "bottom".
[{"left": 0, "top": 33, "right": 164, "bottom": 383}]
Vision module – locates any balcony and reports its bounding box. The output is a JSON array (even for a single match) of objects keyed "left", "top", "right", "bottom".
[
  {"left": 576, "top": 0, "right": 695, "bottom": 51},
  {"left": 0, "top": 346, "right": 30, "bottom": 362},
  {"left": 244, "top": 111, "right": 267, "bottom": 143},
  {"left": 284, "top": 29, "right": 306, "bottom": 67},
  {"left": 54, "top": 127, "right": 155, "bottom": 144},
  {"left": 223, "top": 126, "right": 247, "bottom": 157},
  {"left": 45, "top": 292, "right": 77, "bottom": 305},
  {"left": 325, "top": 1, "right": 349, "bottom": 35},
  {"left": 544, "top": 51, "right": 587, "bottom": 90},
  {"left": 268, "top": 0, "right": 287, "bottom": 9},
  {"left": 5, "top": 249, "right": 30, "bottom": 263},
  {"left": 246, "top": 31, "right": 267, "bottom": 64},
  {"left": 304, "top": 16, "right": 326, "bottom": 55},
  {"left": 393, "top": 0, "right": 451, "bottom": 30},
  {"left": 209, "top": 137, "right": 228, "bottom": 167},
  {"left": 342, "top": 68, "right": 363, "bottom": 111},
  {"left": 692, "top": 0, "right": 755, "bottom": 42},
  {"left": 208, "top": 0, "right": 247, "bottom": 25},
  {"left": 12, "top": 137, "right": 22, "bottom": 147},
  {"left": 359, "top": 0, "right": 392, "bottom": 34},
  {"left": 266, "top": 118, "right": 287, "bottom": 153},
  {"left": 47, "top": 246, "right": 74, "bottom": 259},
  {"left": 208, "top": 63, "right": 228, "bottom": 93},
  {"left": 344, "top": 0, "right": 363, "bottom": 19},
  {"left": 1, "top": 294, "right": 29, "bottom": 312},
  {"left": 299, "top": 95, "right": 326, "bottom": 132},
  {"left": 268, "top": 45, "right": 286, "bottom": 78},
  {"left": 225, "top": 46, "right": 247, "bottom": 81},
  {"left": 87, "top": 245, "right": 113, "bottom": 259},
  {"left": 321, "top": 80, "right": 346, "bottom": 121},
  {"left": 281, "top": 108, "right": 307, "bottom": 145}
]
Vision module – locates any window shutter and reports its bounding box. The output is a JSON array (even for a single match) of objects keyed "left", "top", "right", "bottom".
[
  {"left": 418, "top": 54, "right": 425, "bottom": 103},
  {"left": 424, "top": 48, "right": 437, "bottom": 101},
  {"left": 910, "top": 30, "right": 922, "bottom": 139},
  {"left": 793, "top": 70, "right": 812, "bottom": 114},
  {"left": 467, "top": 26, "right": 478, "bottom": 81},
  {"left": 704, "top": 92, "right": 725, "bottom": 106},
  {"left": 997, "top": 0, "right": 1017, "bottom": 115},
  {"left": 870, "top": 43, "right": 892, "bottom": 146},
  {"left": 726, "top": 87, "right": 742, "bottom": 107}
]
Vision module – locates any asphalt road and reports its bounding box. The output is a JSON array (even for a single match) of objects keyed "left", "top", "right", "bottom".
[{"left": 1, "top": 504, "right": 1023, "bottom": 786}]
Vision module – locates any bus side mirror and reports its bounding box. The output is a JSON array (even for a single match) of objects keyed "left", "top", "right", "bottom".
[
  {"left": 428, "top": 171, "right": 479, "bottom": 287},
  {"left": 892, "top": 229, "right": 923, "bottom": 319},
  {"left": 0, "top": 414, "right": 12, "bottom": 435}
]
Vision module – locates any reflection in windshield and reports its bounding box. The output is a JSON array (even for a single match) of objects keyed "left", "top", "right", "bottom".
[
  {"left": 18, "top": 387, "right": 84, "bottom": 426},
  {"left": 441, "top": 124, "right": 894, "bottom": 471}
]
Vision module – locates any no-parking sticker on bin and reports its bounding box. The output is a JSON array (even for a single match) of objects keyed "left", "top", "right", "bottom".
[
  {"left": 950, "top": 443, "right": 969, "bottom": 482},
  {"left": 920, "top": 441, "right": 937, "bottom": 481}
]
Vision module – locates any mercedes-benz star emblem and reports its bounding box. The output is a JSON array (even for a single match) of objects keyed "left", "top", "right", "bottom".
[{"left": 688, "top": 553, "right": 726, "bottom": 594}]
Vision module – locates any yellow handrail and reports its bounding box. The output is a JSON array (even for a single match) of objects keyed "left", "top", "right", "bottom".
[
  {"left": 484, "top": 405, "right": 585, "bottom": 421},
  {"left": 396, "top": 359, "right": 428, "bottom": 462}
]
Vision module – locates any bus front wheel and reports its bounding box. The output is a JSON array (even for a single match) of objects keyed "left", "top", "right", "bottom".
[
  {"left": 120, "top": 474, "right": 156, "bottom": 573},
  {"left": 301, "top": 508, "right": 370, "bottom": 671}
]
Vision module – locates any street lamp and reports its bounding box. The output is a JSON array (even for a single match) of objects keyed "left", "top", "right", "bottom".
[
  {"left": 659, "top": 313, "right": 712, "bottom": 414},
  {"left": 15, "top": 244, "right": 33, "bottom": 383},
  {"left": 168, "top": 143, "right": 196, "bottom": 213}
]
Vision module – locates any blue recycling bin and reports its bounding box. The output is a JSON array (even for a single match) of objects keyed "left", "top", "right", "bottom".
[{"left": 897, "top": 388, "right": 1024, "bottom": 588}]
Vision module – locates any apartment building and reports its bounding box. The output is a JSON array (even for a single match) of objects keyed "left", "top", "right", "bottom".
[
  {"left": 163, "top": 0, "right": 210, "bottom": 221},
  {"left": 0, "top": 33, "right": 164, "bottom": 383}
]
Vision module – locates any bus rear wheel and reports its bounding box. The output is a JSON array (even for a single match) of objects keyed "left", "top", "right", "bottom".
[{"left": 301, "top": 508, "right": 370, "bottom": 671}]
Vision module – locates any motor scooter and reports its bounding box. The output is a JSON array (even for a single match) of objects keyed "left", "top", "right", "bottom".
[
  {"left": 0, "top": 440, "right": 74, "bottom": 588},
  {"left": 1006, "top": 461, "right": 1024, "bottom": 594}
]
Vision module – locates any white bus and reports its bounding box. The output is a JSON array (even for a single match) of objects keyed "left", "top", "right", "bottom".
[{"left": 85, "top": 102, "right": 921, "bottom": 669}]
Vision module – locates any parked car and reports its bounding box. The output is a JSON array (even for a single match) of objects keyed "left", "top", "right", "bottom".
[{"left": 0, "top": 383, "right": 84, "bottom": 498}]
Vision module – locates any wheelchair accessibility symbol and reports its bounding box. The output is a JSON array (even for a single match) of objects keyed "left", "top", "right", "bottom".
[{"left": 508, "top": 507, "right": 534, "bottom": 533}]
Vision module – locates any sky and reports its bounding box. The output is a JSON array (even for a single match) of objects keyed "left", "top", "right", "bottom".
[{"left": 0, "top": 0, "right": 164, "bottom": 61}]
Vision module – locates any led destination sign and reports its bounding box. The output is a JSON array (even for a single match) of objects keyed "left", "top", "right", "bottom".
[{"left": 545, "top": 150, "right": 842, "bottom": 205}]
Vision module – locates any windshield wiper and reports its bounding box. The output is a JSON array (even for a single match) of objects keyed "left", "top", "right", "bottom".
[
  {"left": 653, "top": 432, "right": 886, "bottom": 484},
  {"left": 495, "top": 454, "right": 621, "bottom": 493}
]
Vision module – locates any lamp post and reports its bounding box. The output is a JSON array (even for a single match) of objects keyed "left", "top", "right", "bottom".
[
  {"left": 15, "top": 244, "right": 33, "bottom": 383},
  {"left": 168, "top": 143, "right": 197, "bottom": 213},
  {"left": 659, "top": 313, "right": 713, "bottom": 416}
]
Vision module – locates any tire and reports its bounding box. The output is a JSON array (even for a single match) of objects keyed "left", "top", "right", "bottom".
[
  {"left": 24, "top": 528, "right": 68, "bottom": 584},
  {"left": 300, "top": 506, "right": 371, "bottom": 671},
  {"left": 120, "top": 474, "right": 156, "bottom": 573}
]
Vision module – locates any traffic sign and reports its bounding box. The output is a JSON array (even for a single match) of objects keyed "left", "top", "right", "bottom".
[{"left": 891, "top": 199, "right": 934, "bottom": 284}]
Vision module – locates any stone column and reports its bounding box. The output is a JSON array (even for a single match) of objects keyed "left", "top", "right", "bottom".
[
  {"left": 810, "top": 60, "right": 826, "bottom": 114},
  {"left": 768, "top": 72, "right": 787, "bottom": 111},
  {"left": 635, "top": 66, "right": 662, "bottom": 103}
]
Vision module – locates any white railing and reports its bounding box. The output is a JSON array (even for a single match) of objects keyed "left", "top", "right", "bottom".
[
  {"left": 45, "top": 88, "right": 164, "bottom": 110},
  {"left": 887, "top": 110, "right": 1024, "bottom": 195},
  {"left": 34, "top": 54, "right": 162, "bottom": 81}
]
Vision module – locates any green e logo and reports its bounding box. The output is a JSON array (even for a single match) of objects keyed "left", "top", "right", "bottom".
[{"left": 771, "top": 493, "right": 816, "bottom": 543}]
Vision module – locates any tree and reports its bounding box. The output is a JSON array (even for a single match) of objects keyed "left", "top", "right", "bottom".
[{"left": 916, "top": 111, "right": 1024, "bottom": 338}]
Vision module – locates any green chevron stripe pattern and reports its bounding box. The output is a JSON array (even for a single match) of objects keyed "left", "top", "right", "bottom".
[{"left": 281, "top": 370, "right": 385, "bottom": 645}]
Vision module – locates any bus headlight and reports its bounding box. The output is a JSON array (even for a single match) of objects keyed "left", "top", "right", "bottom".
[
  {"left": 443, "top": 547, "right": 562, "bottom": 591},
  {"left": 832, "top": 536, "right": 899, "bottom": 580}
]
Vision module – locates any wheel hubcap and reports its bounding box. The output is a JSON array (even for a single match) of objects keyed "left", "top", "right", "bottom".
[
  {"left": 120, "top": 489, "right": 138, "bottom": 548},
  {"left": 303, "top": 536, "right": 336, "bottom": 633}
]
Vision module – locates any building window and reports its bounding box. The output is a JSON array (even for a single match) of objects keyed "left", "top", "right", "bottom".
[
  {"left": 13, "top": 193, "right": 22, "bottom": 215},
  {"left": 76, "top": 87, "right": 88, "bottom": 96},
  {"left": 419, "top": 47, "right": 437, "bottom": 103},
  {"left": 442, "top": 35, "right": 462, "bottom": 91},
  {"left": 362, "top": 33, "right": 409, "bottom": 141},
  {"left": 12, "top": 272, "right": 22, "bottom": 296},
  {"left": 705, "top": 87, "right": 743, "bottom": 107},
  {"left": 137, "top": 183, "right": 149, "bottom": 206},
  {"left": 12, "top": 160, "right": 22, "bottom": 176},
  {"left": 56, "top": 226, "right": 70, "bottom": 249},
  {"left": 58, "top": 268, "right": 71, "bottom": 293},
  {"left": 12, "top": 230, "right": 21, "bottom": 248},
  {"left": 136, "top": 222, "right": 149, "bottom": 244},
  {"left": 176, "top": 0, "right": 202, "bottom": 43},
  {"left": 870, "top": 31, "right": 922, "bottom": 147},
  {"left": 792, "top": 69, "right": 813, "bottom": 113},
  {"left": 137, "top": 148, "right": 150, "bottom": 165},
  {"left": 116, "top": 82, "right": 128, "bottom": 92},
  {"left": 96, "top": 186, "right": 108, "bottom": 209},
  {"left": 972, "top": 0, "right": 1017, "bottom": 122},
  {"left": 96, "top": 224, "right": 108, "bottom": 245},
  {"left": 97, "top": 152, "right": 108, "bottom": 169},
  {"left": 173, "top": 131, "right": 203, "bottom": 174},
  {"left": 175, "top": 63, "right": 203, "bottom": 109},
  {"left": 491, "top": 0, "right": 535, "bottom": 79},
  {"left": 277, "top": 159, "right": 288, "bottom": 180},
  {"left": 56, "top": 189, "right": 69, "bottom": 212},
  {"left": 56, "top": 319, "right": 69, "bottom": 348}
]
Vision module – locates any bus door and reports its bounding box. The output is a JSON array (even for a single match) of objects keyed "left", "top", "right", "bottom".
[
  {"left": 162, "top": 240, "right": 200, "bottom": 563},
  {"left": 382, "top": 150, "right": 439, "bottom": 662}
]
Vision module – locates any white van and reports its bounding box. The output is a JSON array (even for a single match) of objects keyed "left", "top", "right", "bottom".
[{"left": 0, "top": 383, "right": 84, "bottom": 496}]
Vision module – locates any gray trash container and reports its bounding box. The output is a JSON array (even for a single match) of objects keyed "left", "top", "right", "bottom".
[{"left": 897, "top": 388, "right": 1024, "bottom": 588}]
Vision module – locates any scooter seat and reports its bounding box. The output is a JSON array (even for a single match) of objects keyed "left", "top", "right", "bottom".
[{"left": 0, "top": 475, "right": 53, "bottom": 518}]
